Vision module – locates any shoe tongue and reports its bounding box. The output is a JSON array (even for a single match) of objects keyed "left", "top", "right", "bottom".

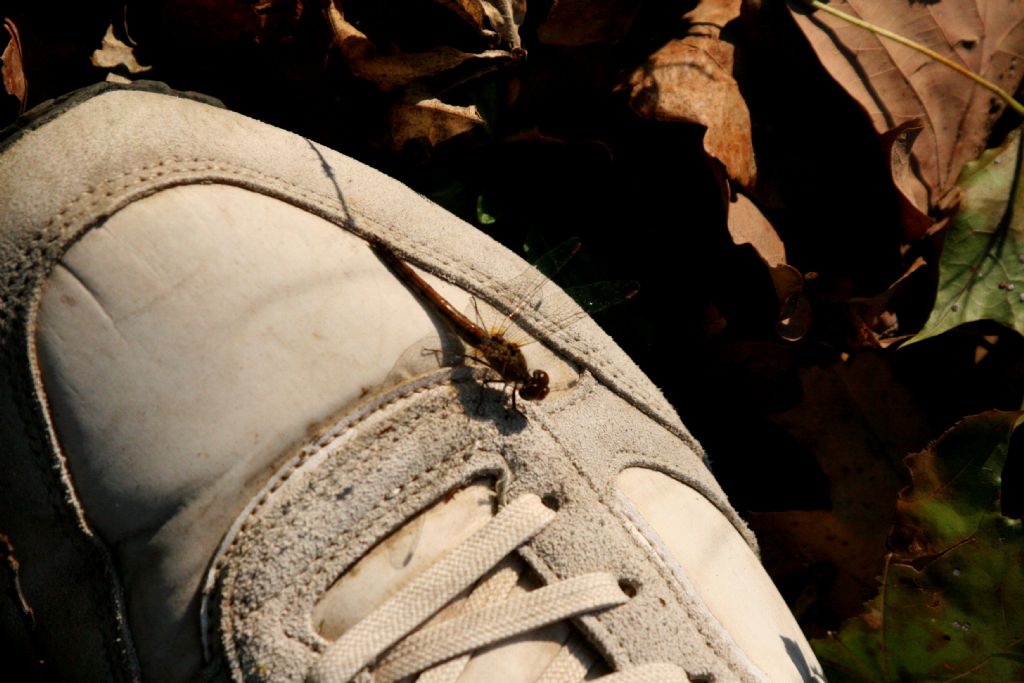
[{"left": 312, "top": 482, "right": 605, "bottom": 681}]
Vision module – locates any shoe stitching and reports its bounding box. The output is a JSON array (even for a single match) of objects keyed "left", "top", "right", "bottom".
[
  {"left": 20, "top": 151, "right": 612, "bottom": 382},
  {"left": 217, "top": 392, "right": 481, "bottom": 666},
  {"left": 615, "top": 493, "right": 768, "bottom": 682},
  {"left": 8, "top": 152, "right": 708, "bottom": 680},
  {"left": 292, "top": 420, "right": 488, "bottom": 591},
  {"left": 0, "top": 110, "right": 762, "bottom": 680},
  {"left": 216, "top": 386, "right": 507, "bottom": 654},
  {"left": 0, "top": 353, "right": 140, "bottom": 681},
  {"left": 614, "top": 452, "right": 757, "bottom": 554},
  {"left": 487, "top": 410, "right": 642, "bottom": 671},
  {"left": 6, "top": 152, "right": 695, "bottom": 453},
  {"left": 523, "top": 411, "right": 754, "bottom": 680},
  {"left": 203, "top": 372, "right": 460, "bottom": 654},
  {"left": 539, "top": 367, "right": 599, "bottom": 417},
  {"left": 306, "top": 494, "right": 693, "bottom": 683},
  {"left": 239, "top": 374, "right": 456, "bottom": 538},
  {"left": 287, "top": 450, "right": 508, "bottom": 657},
  {"left": 1, "top": 275, "right": 141, "bottom": 678}
]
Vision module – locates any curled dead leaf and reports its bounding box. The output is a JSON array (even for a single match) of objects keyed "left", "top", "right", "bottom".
[
  {"left": 1, "top": 17, "right": 27, "bottom": 112},
  {"left": 325, "top": 1, "right": 513, "bottom": 91},
  {"left": 771, "top": 264, "right": 812, "bottom": 341},
  {"left": 389, "top": 98, "right": 484, "bottom": 149},
  {"left": 728, "top": 192, "right": 785, "bottom": 266},
  {"left": 479, "top": 0, "right": 524, "bottom": 51},
  {"left": 91, "top": 24, "right": 151, "bottom": 75},
  {"left": 879, "top": 120, "right": 933, "bottom": 242},
  {"left": 685, "top": 0, "right": 742, "bottom": 27},
  {"left": 626, "top": 34, "right": 756, "bottom": 189},
  {"left": 436, "top": 0, "right": 487, "bottom": 32},
  {"left": 851, "top": 256, "right": 926, "bottom": 348},
  {"left": 431, "top": 0, "right": 524, "bottom": 50}
]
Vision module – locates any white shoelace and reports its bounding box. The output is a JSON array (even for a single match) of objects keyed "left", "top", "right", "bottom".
[{"left": 308, "top": 494, "right": 689, "bottom": 683}]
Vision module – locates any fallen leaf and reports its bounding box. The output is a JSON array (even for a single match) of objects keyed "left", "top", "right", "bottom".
[
  {"left": 479, "top": 0, "right": 524, "bottom": 51},
  {"left": 1, "top": 17, "right": 26, "bottom": 112},
  {"left": 812, "top": 411, "right": 1024, "bottom": 682},
  {"left": 325, "top": 1, "right": 512, "bottom": 91},
  {"left": 728, "top": 192, "right": 785, "bottom": 266},
  {"left": 848, "top": 257, "right": 928, "bottom": 348},
  {"left": 536, "top": 0, "right": 643, "bottom": 46},
  {"left": 791, "top": 1, "right": 1024, "bottom": 215},
  {"left": 879, "top": 120, "right": 932, "bottom": 242},
  {"left": 749, "top": 353, "right": 932, "bottom": 623},
  {"left": 627, "top": 0, "right": 751, "bottom": 186},
  {"left": 389, "top": 97, "right": 484, "bottom": 149},
  {"left": 626, "top": 30, "right": 755, "bottom": 188},
  {"left": 435, "top": 0, "right": 487, "bottom": 32},
  {"left": 771, "top": 264, "right": 812, "bottom": 341},
  {"left": 727, "top": 193, "right": 810, "bottom": 338},
  {"left": 90, "top": 23, "right": 151, "bottom": 74},
  {"left": 908, "top": 126, "right": 1024, "bottom": 345},
  {"left": 687, "top": 0, "right": 742, "bottom": 26}
]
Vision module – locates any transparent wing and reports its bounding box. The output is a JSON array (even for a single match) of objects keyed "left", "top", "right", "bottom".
[
  {"left": 472, "top": 238, "right": 638, "bottom": 343},
  {"left": 497, "top": 238, "right": 583, "bottom": 328},
  {"left": 563, "top": 281, "right": 640, "bottom": 316}
]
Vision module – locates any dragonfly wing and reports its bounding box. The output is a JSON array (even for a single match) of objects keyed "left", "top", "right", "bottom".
[
  {"left": 564, "top": 280, "right": 640, "bottom": 315},
  {"left": 470, "top": 238, "right": 638, "bottom": 342}
]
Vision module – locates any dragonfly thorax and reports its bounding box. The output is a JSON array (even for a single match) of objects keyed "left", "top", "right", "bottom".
[{"left": 477, "top": 335, "right": 549, "bottom": 402}]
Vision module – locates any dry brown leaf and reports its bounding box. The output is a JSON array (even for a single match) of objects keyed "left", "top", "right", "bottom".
[
  {"left": 728, "top": 192, "right": 785, "bottom": 266},
  {"left": 879, "top": 119, "right": 932, "bottom": 242},
  {"left": 1, "top": 17, "right": 27, "bottom": 112},
  {"left": 791, "top": 1, "right": 1024, "bottom": 215},
  {"left": 325, "top": 2, "right": 512, "bottom": 91},
  {"left": 772, "top": 264, "right": 813, "bottom": 341},
  {"left": 626, "top": 2, "right": 755, "bottom": 189},
  {"left": 389, "top": 98, "right": 484, "bottom": 148},
  {"left": 479, "top": 0, "right": 524, "bottom": 50},
  {"left": 433, "top": 0, "right": 524, "bottom": 49},
  {"left": 849, "top": 256, "right": 928, "bottom": 348},
  {"left": 90, "top": 24, "right": 151, "bottom": 74},
  {"left": 749, "top": 352, "right": 933, "bottom": 623},
  {"left": 687, "top": 0, "right": 742, "bottom": 26},
  {"left": 537, "top": 0, "right": 643, "bottom": 46},
  {"left": 435, "top": 0, "right": 487, "bottom": 32},
  {"left": 750, "top": 509, "right": 886, "bottom": 621}
]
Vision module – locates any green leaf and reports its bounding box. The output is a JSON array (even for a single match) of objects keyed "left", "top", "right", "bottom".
[
  {"left": 908, "top": 127, "right": 1024, "bottom": 344},
  {"left": 812, "top": 411, "right": 1024, "bottom": 682},
  {"left": 476, "top": 194, "right": 497, "bottom": 225}
]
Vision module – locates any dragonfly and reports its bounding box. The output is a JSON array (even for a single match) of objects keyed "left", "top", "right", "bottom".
[{"left": 369, "top": 237, "right": 636, "bottom": 409}]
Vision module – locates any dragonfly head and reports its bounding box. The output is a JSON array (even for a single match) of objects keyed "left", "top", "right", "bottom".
[{"left": 518, "top": 369, "right": 549, "bottom": 402}]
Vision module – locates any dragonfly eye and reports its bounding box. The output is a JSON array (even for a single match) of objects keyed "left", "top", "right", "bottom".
[{"left": 519, "top": 370, "right": 550, "bottom": 401}]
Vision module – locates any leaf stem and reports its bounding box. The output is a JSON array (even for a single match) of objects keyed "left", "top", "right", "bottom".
[{"left": 798, "top": 0, "right": 1024, "bottom": 117}]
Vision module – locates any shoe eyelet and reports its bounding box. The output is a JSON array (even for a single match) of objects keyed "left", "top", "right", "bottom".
[
  {"left": 618, "top": 578, "right": 640, "bottom": 598},
  {"left": 540, "top": 493, "right": 561, "bottom": 511}
]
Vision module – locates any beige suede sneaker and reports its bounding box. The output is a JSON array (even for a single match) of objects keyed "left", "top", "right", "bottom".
[{"left": 0, "top": 82, "right": 826, "bottom": 682}]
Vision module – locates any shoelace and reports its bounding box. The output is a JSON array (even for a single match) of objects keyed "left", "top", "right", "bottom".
[{"left": 308, "top": 494, "right": 689, "bottom": 683}]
